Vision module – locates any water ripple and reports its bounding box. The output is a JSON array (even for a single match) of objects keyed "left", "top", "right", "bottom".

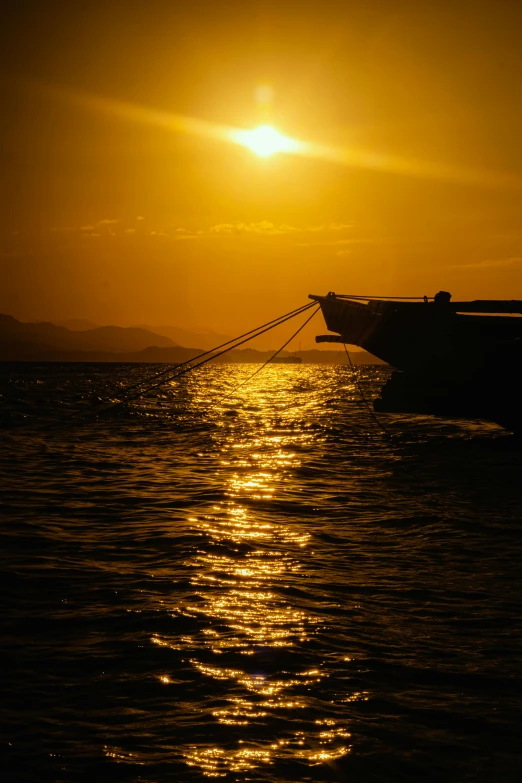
[{"left": 1, "top": 362, "right": 522, "bottom": 782}]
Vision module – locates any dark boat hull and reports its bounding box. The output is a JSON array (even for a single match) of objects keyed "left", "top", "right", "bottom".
[{"left": 310, "top": 292, "right": 522, "bottom": 432}]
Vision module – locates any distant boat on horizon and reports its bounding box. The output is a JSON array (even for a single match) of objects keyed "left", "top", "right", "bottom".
[
  {"left": 270, "top": 355, "right": 303, "bottom": 364},
  {"left": 310, "top": 290, "right": 522, "bottom": 433}
]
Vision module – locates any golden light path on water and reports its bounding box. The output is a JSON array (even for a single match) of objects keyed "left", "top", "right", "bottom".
[{"left": 150, "top": 366, "right": 356, "bottom": 777}]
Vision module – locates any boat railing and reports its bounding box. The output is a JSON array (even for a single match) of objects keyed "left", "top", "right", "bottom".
[{"left": 309, "top": 292, "right": 522, "bottom": 314}]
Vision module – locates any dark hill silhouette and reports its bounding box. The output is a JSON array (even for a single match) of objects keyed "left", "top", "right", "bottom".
[
  {"left": 53, "top": 318, "right": 99, "bottom": 331},
  {"left": 136, "top": 324, "right": 321, "bottom": 353},
  {"left": 0, "top": 313, "right": 176, "bottom": 354},
  {"left": 0, "top": 314, "right": 385, "bottom": 364},
  {"left": 137, "top": 324, "right": 235, "bottom": 351}
]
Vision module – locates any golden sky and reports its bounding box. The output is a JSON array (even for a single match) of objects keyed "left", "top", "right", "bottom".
[{"left": 2, "top": 0, "right": 522, "bottom": 338}]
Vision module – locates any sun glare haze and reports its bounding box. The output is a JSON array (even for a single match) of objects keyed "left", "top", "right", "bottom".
[
  {"left": 3, "top": 2, "right": 522, "bottom": 333},
  {"left": 231, "top": 125, "right": 302, "bottom": 157}
]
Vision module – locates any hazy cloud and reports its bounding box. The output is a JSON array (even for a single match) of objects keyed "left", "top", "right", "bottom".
[
  {"left": 329, "top": 222, "right": 354, "bottom": 231},
  {"left": 79, "top": 219, "right": 118, "bottom": 232},
  {"left": 174, "top": 228, "right": 200, "bottom": 239},
  {"left": 209, "top": 221, "right": 298, "bottom": 235},
  {"left": 298, "top": 238, "right": 373, "bottom": 248},
  {"left": 66, "top": 218, "right": 354, "bottom": 242},
  {"left": 306, "top": 222, "right": 354, "bottom": 232},
  {"left": 239, "top": 221, "right": 286, "bottom": 235},
  {"left": 210, "top": 223, "right": 235, "bottom": 233},
  {"left": 450, "top": 257, "right": 522, "bottom": 269}
]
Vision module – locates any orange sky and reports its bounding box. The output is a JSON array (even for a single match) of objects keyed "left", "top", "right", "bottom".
[{"left": 2, "top": 0, "right": 522, "bottom": 343}]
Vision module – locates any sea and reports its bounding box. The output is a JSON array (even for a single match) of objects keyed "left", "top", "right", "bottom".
[{"left": 1, "top": 362, "right": 522, "bottom": 783}]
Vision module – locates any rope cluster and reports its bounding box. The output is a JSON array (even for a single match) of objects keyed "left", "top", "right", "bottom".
[
  {"left": 18, "top": 302, "right": 319, "bottom": 431},
  {"left": 11, "top": 299, "right": 393, "bottom": 442}
]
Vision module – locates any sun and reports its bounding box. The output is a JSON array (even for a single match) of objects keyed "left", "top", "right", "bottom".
[{"left": 231, "top": 125, "right": 302, "bottom": 157}]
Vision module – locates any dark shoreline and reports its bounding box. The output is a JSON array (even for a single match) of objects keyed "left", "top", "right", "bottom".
[{"left": 0, "top": 346, "right": 385, "bottom": 364}]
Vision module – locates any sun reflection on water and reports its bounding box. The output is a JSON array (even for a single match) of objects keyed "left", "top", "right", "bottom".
[
  {"left": 184, "top": 744, "right": 272, "bottom": 777},
  {"left": 166, "top": 369, "right": 353, "bottom": 774}
]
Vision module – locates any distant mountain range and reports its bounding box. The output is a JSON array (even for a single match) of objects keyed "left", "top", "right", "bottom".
[
  {"left": 136, "top": 324, "right": 236, "bottom": 352},
  {"left": 55, "top": 318, "right": 241, "bottom": 352},
  {"left": 0, "top": 313, "right": 175, "bottom": 353},
  {"left": 0, "top": 313, "right": 385, "bottom": 364},
  {"left": 53, "top": 318, "right": 100, "bottom": 331},
  {"left": 55, "top": 318, "right": 310, "bottom": 353}
]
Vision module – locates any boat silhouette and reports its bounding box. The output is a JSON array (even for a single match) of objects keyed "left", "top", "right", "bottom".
[{"left": 310, "top": 291, "right": 522, "bottom": 433}]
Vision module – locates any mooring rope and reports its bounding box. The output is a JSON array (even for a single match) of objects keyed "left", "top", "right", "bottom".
[
  {"left": 343, "top": 343, "right": 393, "bottom": 439},
  {"left": 220, "top": 306, "right": 319, "bottom": 401},
  {"left": 86, "top": 303, "right": 317, "bottom": 421},
  {"left": 17, "top": 301, "right": 317, "bottom": 430},
  {"left": 88, "top": 301, "right": 317, "bottom": 409}
]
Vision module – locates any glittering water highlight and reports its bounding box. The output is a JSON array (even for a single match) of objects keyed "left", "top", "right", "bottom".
[{"left": 1, "top": 362, "right": 522, "bottom": 782}]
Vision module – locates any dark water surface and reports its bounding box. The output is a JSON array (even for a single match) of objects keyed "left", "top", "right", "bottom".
[{"left": 1, "top": 363, "right": 522, "bottom": 782}]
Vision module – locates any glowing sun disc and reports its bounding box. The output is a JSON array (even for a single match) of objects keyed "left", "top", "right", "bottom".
[{"left": 231, "top": 124, "right": 302, "bottom": 157}]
